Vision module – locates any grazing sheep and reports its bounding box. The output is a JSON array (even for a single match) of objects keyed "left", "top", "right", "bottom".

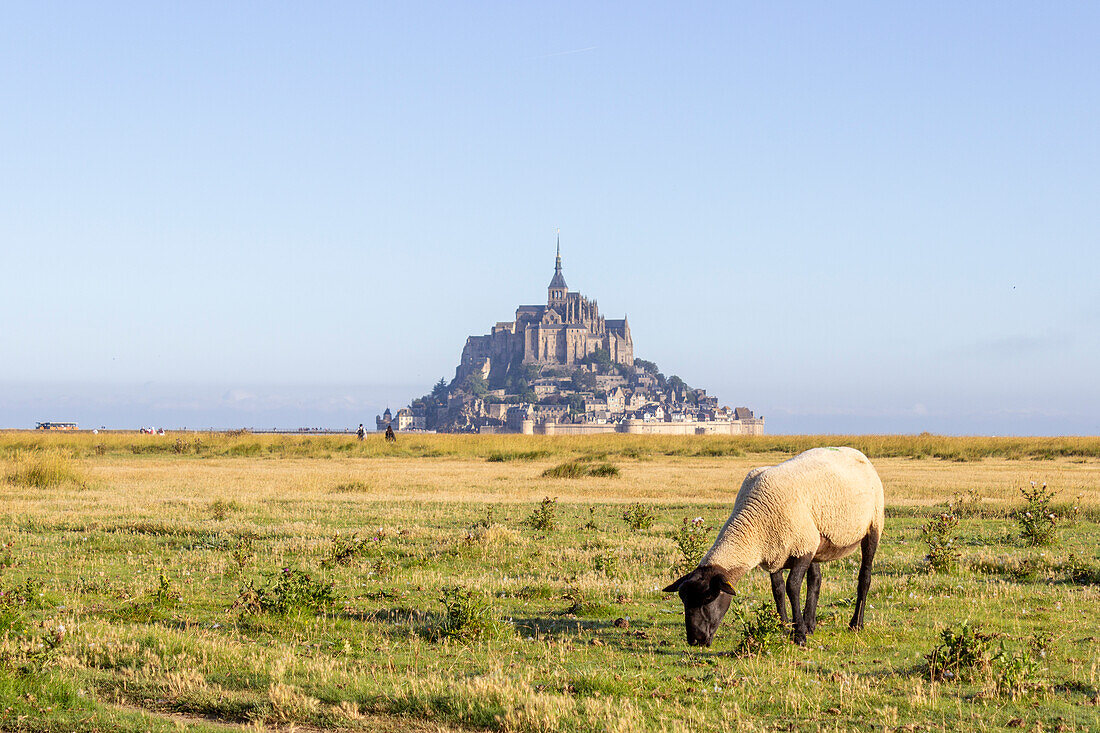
[{"left": 664, "top": 446, "right": 884, "bottom": 646}]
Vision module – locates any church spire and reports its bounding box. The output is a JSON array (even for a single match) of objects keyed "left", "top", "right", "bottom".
[{"left": 548, "top": 230, "right": 567, "bottom": 303}]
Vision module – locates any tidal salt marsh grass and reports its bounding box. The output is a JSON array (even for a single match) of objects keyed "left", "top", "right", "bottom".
[
  {"left": 0, "top": 433, "right": 1098, "bottom": 731},
  {"left": 3, "top": 449, "right": 85, "bottom": 488},
  {"left": 5, "top": 430, "right": 1100, "bottom": 463}
]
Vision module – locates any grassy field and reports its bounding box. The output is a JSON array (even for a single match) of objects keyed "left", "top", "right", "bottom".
[{"left": 1, "top": 432, "right": 1098, "bottom": 732}]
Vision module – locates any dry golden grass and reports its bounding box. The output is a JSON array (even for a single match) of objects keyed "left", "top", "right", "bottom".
[{"left": 54, "top": 452, "right": 1100, "bottom": 507}]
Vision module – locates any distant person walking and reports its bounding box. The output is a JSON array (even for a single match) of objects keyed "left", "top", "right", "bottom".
[
  {"left": 356, "top": 423, "right": 365, "bottom": 441},
  {"left": 384, "top": 425, "right": 396, "bottom": 443}
]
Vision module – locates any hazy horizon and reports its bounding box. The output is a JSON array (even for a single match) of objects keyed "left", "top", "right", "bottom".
[{"left": 2, "top": 380, "right": 1093, "bottom": 436}]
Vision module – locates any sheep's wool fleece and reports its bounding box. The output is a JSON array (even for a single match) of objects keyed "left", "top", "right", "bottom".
[{"left": 703, "top": 447, "right": 884, "bottom": 574}]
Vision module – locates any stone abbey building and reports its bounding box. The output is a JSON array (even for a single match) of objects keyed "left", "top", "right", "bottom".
[
  {"left": 386, "top": 241, "right": 764, "bottom": 435},
  {"left": 456, "top": 243, "right": 633, "bottom": 384}
]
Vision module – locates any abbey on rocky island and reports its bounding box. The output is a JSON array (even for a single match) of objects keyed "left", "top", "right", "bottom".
[{"left": 381, "top": 242, "right": 763, "bottom": 435}]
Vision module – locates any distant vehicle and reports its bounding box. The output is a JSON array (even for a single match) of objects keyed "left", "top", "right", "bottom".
[{"left": 36, "top": 422, "right": 78, "bottom": 430}]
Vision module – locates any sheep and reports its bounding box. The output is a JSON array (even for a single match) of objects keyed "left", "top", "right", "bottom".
[{"left": 664, "top": 446, "right": 884, "bottom": 647}]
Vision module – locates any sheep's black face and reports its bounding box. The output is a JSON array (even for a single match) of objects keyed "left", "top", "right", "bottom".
[{"left": 663, "top": 566, "right": 736, "bottom": 647}]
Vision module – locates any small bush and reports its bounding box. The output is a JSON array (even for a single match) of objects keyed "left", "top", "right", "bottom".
[
  {"left": 325, "top": 532, "right": 372, "bottom": 566},
  {"left": 730, "top": 602, "right": 787, "bottom": 657},
  {"left": 437, "top": 586, "right": 508, "bottom": 641},
  {"left": 1014, "top": 482, "right": 1058, "bottom": 546},
  {"left": 560, "top": 587, "right": 605, "bottom": 616},
  {"left": 471, "top": 507, "right": 496, "bottom": 529},
  {"left": 592, "top": 551, "right": 620, "bottom": 577},
  {"left": 208, "top": 499, "right": 239, "bottom": 520},
  {"left": 1058, "top": 554, "right": 1100, "bottom": 585},
  {"left": 523, "top": 497, "right": 558, "bottom": 532},
  {"left": 150, "top": 572, "right": 181, "bottom": 607},
  {"left": 369, "top": 553, "right": 396, "bottom": 579},
  {"left": 673, "top": 517, "right": 713, "bottom": 573},
  {"left": 921, "top": 512, "right": 961, "bottom": 572},
  {"left": 231, "top": 536, "right": 255, "bottom": 573},
  {"left": 582, "top": 507, "right": 599, "bottom": 531},
  {"left": 0, "top": 542, "right": 15, "bottom": 570},
  {"left": 542, "top": 461, "right": 619, "bottom": 479},
  {"left": 621, "top": 503, "right": 656, "bottom": 531},
  {"left": 996, "top": 644, "right": 1044, "bottom": 698},
  {"left": 0, "top": 578, "right": 45, "bottom": 610},
  {"left": 926, "top": 621, "right": 996, "bottom": 682},
  {"left": 331, "top": 479, "right": 373, "bottom": 493},
  {"left": 0, "top": 625, "right": 65, "bottom": 674},
  {"left": 588, "top": 463, "right": 620, "bottom": 478},
  {"left": 947, "top": 489, "right": 983, "bottom": 516},
  {"left": 542, "top": 462, "right": 588, "bottom": 479},
  {"left": 235, "top": 567, "right": 335, "bottom": 615}
]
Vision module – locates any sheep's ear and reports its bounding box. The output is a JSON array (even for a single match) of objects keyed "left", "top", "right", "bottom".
[
  {"left": 712, "top": 574, "right": 737, "bottom": 596},
  {"left": 663, "top": 574, "right": 690, "bottom": 593}
]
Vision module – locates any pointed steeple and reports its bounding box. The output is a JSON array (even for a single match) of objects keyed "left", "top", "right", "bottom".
[{"left": 548, "top": 232, "right": 567, "bottom": 302}]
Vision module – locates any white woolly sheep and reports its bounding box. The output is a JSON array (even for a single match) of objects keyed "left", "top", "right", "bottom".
[{"left": 664, "top": 446, "right": 885, "bottom": 646}]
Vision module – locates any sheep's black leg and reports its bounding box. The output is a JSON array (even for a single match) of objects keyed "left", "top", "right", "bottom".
[
  {"left": 769, "top": 571, "right": 789, "bottom": 626},
  {"left": 785, "top": 554, "right": 814, "bottom": 645},
  {"left": 849, "top": 528, "right": 880, "bottom": 631},
  {"left": 803, "top": 563, "right": 822, "bottom": 634}
]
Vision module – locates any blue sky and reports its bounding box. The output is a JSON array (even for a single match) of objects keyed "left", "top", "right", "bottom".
[{"left": 2, "top": 3, "right": 1097, "bottom": 433}]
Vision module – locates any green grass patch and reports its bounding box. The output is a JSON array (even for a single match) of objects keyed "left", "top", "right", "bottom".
[{"left": 542, "top": 461, "right": 620, "bottom": 478}]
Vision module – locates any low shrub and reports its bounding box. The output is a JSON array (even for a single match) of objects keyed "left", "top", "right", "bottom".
[
  {"left": 231, "top": 536, "right": 255, "bottom": 573},
  {"left": 0, "top": 542, "right": 15, "bottom": 570},
  {"left": 925, "top": 621, "right": 996, "bottom": 682},
  {"left": 208, "top": 499, "right": 239, "bottom": 520},
  {"left": 325, "top": 532, "right": 373, "bottom": 566},
  {"left": 730, "top": 602, "right": 787, "bottom": 657},
  {"left": 369, "top": 553, "right": 397, "bottom": 579},
  {"left": 560, "top": 587, "right": 611, "bottom": 617},
  {"left": 471, "top": 507, "right": 496, "bottom": 529},
  {"left": 673, "top": 517, "right": 713, "bottom": 573},
  {"left": 150, "top": 572, "right": 181, "bottom": 607},
  {"left": 1015, "top": 482, "right": 1058, "bottom": 546},
  {"left": 592, "top": 551, "right": 620, "bottom": 577},
  {"left": 996, "top": 645, "right": 1044, "bottom": 699},
  {"left": 947, "top": 489, "right": 983, "bottom": 517},
  {"left": 523, "top": 497, "right": 558, "bottom": 532},
  {"left": 587, "top": 463, "right": 620, "bottom": 477},
  {"left": 330, "top": 480, "right": 373, "bottom": 493},
  {"left": 436, "top": 586, "right": 508, "bottom": 641},
  {"left": 542, "top": 462, "right": 588, "bottom": 479},
  {"left": 234, "top": 567, "right": 335, "bottom": 615},
  {"left": 542, "top": 461, "right": 619, "bottom": 479},
  {"left": 0, "top": 579, "right": 45, "bottom": 610},
  {"left": 0, "top": 625, "right": 65, "bottom": 674},
  {"left": 926, "top": 623, "right": 1050, "bottom": 697},
  {"left": 921, "top": 512, "right": 960, "bottom": 572},
  {"left": 1058, "top": 554, "right": 1100, "bottom": 585},
  {"left": 621, "top": 503, "right": 656, "bottom": 531}
]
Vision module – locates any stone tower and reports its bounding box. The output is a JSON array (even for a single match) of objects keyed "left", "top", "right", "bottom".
[{"left": 547, "top": 238, "right": 567, "bottom": 308}]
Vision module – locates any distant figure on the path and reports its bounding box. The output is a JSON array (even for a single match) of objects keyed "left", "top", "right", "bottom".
[
  {"left": 384, "top": 425, "right": 396, "bottom": 443},
  {"left": 356, "top": 423, "right": 365, "bottom": 441}
]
